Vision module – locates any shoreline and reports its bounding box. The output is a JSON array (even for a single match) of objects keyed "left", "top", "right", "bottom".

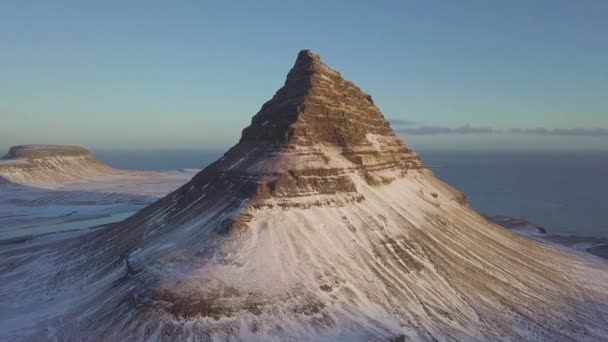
[{"left": 487, "top": 215, "right": 608, "bottom": 261}]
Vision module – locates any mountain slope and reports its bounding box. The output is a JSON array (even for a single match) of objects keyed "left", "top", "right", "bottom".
[{"left": 1, "top": 51, "right": 607, "bottom": 342}]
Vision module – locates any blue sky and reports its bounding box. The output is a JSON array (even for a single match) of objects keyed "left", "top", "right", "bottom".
[{"left": 1, "top": 1, "right": 607, "bottom": 150}]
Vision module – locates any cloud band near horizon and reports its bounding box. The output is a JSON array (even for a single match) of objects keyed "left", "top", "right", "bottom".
[{"left": 388, "top": 120, "right": 608, "bottom": 137}]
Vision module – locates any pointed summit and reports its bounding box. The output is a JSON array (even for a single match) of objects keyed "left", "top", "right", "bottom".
[
  {"left": 295, "top": 49, "right": 320, "bottom": 64},
  {"left": 184, "top": 50, "right": 427, "bottom": 209},
  {"left": 283, "top": 49, "right": 338, "bottom": 86},
  {"left": 292, "top": 49, "right": 324, "bottom": 70},
  {"left": 242, "top": 50, "right": 415, "bottom": 155}
]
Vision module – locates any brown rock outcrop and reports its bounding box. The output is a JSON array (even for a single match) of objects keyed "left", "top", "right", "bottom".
[{"left": 141, "top": 50, "right": 448, "bottom": 231}]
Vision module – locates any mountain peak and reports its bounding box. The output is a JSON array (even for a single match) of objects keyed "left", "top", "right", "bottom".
[
  {"left": 148, "top": 50, "right": 428, "bottom": 214},
  {"left": 241, "top": 50, "right": 402, "bottom": 150},
  {"left": 295, "top": 49, "right": 321, "bottom": 64},
  {"left": 284, "top": 49, "right": 341, "bottom": 90},
  {"left": 289, "top": 49, "right": 330, "bottom": 76}
]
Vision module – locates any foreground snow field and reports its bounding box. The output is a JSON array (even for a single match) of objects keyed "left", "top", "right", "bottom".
[
  {"left": 0, "top": 144, "right": 198, "bottom": 242},
  {"left": 0, "top": 170, "right": 197, "bottom": 242}
]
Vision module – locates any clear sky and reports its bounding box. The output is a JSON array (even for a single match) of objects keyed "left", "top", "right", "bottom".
[{"left": 1, "top": 0, "right": 607, "bottom": 151}]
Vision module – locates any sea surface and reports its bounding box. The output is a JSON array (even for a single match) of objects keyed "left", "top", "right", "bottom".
[{"left": 93, "top": 149, "right": 608, "bottom": 237}]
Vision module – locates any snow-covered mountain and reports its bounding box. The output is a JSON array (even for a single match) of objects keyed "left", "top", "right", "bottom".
[
  {"left": 1, "top": 50, "right": 607, "bottom": 341},
  {"left": 0, "top": 145, "right": 121, "bottom": 186}
]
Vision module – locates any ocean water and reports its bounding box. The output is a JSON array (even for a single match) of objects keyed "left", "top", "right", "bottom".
[
  {"left": 93, "top": 149, "right": 608, "bottom": 237},
  {"left": 420, "top": 150, "right": 608, "bottom": 237},
  {"left": 93, "top": 149, "right": 223, "bottom": 171}
]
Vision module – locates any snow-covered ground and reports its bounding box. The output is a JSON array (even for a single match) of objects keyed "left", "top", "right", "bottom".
[
  {"left": 0, "top": 169, "right": 197, "bottom": 242},
  {"left": 2, "top": 167, "right": 607, "bottom": 341}
]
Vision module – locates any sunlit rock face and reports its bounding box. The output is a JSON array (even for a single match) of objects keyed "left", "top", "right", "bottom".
[
  {"left": 0, "top": 144, "right": 120, "bottom": 186},
  {"left": 2, "top": 51, "right": 608, "bottom": 342},
  {"left": 158, "top": 50, "right": 433, "bottom": 215}
]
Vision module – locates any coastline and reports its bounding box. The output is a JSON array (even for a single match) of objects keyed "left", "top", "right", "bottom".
[{"left": 488, "top": 215, "right": 608, "bottom": 260}]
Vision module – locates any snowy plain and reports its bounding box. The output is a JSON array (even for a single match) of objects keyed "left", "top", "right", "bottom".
[{"left": 0, "top": 169, "right": 197, "bottom": 242}]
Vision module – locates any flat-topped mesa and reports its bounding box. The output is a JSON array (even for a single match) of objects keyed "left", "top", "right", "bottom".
[
  {"left": 3, "top": 144, "right": 92, "bottom": 159},
  {"left": 0, "top": 144, "right": 119, "bottom": 186},
  {"left": 175, "top": 50, "right": 429, "bottom": 212}
]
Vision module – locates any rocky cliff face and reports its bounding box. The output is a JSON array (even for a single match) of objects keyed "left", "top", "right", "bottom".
[
  {"left": 1, "top": 51, "right": 607, "bottom": 342},
  {"left": 149, "top": 50, "right": 437, "bottom": 220},
  {"left": 0, "top": 145, "right": 120, "bottom": 186}
]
